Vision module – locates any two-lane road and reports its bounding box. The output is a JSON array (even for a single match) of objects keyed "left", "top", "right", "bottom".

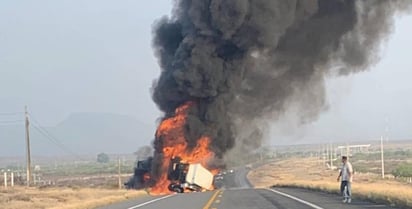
[
  {"left": 97, "top": 167, "right": 399, "bottom": 209},
  {"left": 98, "top": 188, "right": 397, "bottom": 209}
]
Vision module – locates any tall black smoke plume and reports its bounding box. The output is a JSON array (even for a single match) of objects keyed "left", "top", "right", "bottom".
[{"left": 146, "top": 0, "right": 411, "bottom": 180}]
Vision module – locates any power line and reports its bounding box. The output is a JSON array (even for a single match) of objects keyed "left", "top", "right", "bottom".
[
  {"left": 0, "top": 120, "right": 24, "bottom": 123},
  {"left": 28, "top": 113, "right": 85, "bottom": 160},
  {"left": 30, "top": 123, "right": 85, "bottom": 160},
  {"left": 0, "top": 112, "right": 23, "bottom": 116},
  {"left": 0, "top": 120, "right": 25, "bottom": 126},
  {"left": 0, "top": 112, "right": 23, "bottom": 125}
]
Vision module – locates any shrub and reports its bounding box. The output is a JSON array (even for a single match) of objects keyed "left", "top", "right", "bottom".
[
  {"left": 392, "top": 163, "right": 412, "bottom": 177},
  {"left": 97, "top": 153, "right": 110, "bottom": 163}
]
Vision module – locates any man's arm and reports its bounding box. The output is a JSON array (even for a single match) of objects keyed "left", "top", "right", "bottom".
[{"left": 337, "top": 170, "right": 342, "bottom": 182}]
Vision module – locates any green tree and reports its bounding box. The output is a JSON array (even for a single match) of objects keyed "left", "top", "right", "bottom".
[
  {"left": 392, "top": 163, "right": 412, "bottom": 177},
  {"left": 97, "top": 152, "right": 110, "bottom": 163}
]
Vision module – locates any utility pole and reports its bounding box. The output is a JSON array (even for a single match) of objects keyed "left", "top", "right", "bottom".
[
  {"left": 3, "top": 172, "right": 7, "bottom": 188},
  {"left": 326, "top": 144, "right": 329, "bottom": 167},
  {"left": 25, "top": 106, "right": 32, "bottom": 186},
  {"left": 346, "top": 143, "right": 349, "bottom": 158},
  {"left": 318, "top": 145, "right": 322, "bottom": 165},
  {"left": 330, "top": 143, "right": 333, "bottom": 168},
  {"left": 380, "top": 136, "right": 385, "bottom": 179},
  {"left": 118, "top": 157, "right": 121, "bottom": 189},
  {"left": 11, "top": 172, "right": 14, "bottom": 187}
]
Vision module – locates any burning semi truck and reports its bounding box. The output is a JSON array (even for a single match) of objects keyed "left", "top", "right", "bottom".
[
  {"left": 167, "top": 157, "right": 214, "bottom": 193},
  {"left": 124, "top": 157, "right": 153, "bottom": 189},
  {"left": 125, "top": 156, "right": 214, "bottom": 193}
]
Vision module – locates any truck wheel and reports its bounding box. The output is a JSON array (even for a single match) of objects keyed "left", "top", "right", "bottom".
[
  {"left": 168, "top": 184, "right": 175, "bottom": 192},
  {"left": 173, "top": 186, "right": 184, "bottom": 193},
  {"left": 168, "top": 183, "right": 184, "bottom": 193}
]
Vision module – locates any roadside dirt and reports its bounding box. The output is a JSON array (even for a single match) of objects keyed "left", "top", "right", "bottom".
[{"left": 0, "top": 186, "right": 145, "bottom": 209}]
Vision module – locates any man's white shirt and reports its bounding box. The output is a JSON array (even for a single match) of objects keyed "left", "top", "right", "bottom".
[{"left": 341, "top": 162, "right": 353, "bottom": 182}]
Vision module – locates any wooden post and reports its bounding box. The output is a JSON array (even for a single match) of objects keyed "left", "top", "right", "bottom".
[
  {"left": 118, "top": 157, "right": 121, "bottom": 189},
  {"left": 346, "top": 143, "right": 349, "bottom": 157},
  {"left": 330, "top": 143, "right": 333, "bottom": 168},
  {"left": 323, "top": 144, "right": 326, "bottom": 167},
  {"left": 3, "top": 172, "right": 7, "bottom": 188},
  {"left": 11, "top": 172, "right": 14, "bottom": 187},
  {"left": 381, "top": 136, "right": 385, "bottom": 179}
]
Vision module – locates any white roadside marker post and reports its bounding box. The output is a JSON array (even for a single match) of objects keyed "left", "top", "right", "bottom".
[
  {"left": 11, "top": 172, "right": 14, "bottom": 187},
  {"left": 3, "top": 172, "right": 7, "bottom": 189}
]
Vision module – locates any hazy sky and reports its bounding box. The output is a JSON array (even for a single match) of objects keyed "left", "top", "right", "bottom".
[
  {"left": 0, "top": 1, "right": 171, "bottom": 126},
  {"left": 1, "top": 1, "right": 411, "bottom": 145}
]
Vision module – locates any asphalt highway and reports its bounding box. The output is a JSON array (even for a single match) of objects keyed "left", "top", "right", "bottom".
[{"left": 97, "top": 167, "right": 399, "bottom": 209}]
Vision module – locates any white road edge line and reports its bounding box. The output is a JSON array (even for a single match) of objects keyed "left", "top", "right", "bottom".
[
  {"left": 267, "top": 189, "right": 324, "bottom": 209},
  {"left": 127, "top": 194, "right": 174, "bottom": 209}
]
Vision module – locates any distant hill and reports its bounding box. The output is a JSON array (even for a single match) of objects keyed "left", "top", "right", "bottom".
[{"left": 0, "top": 113, "right": 155, "bottom": 157}]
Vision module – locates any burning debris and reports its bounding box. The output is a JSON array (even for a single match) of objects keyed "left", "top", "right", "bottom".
[{"left": 126, "top": 0, "right": 411, "bottom": 194}]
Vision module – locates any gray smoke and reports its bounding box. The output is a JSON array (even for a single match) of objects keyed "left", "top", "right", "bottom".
[{"left": 150, "top": 0, "right": 411, "bottom": 168}]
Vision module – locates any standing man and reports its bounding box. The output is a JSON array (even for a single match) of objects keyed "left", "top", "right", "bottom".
[{"left": 337, "top": 156, "right": 353, "bottom": 203}]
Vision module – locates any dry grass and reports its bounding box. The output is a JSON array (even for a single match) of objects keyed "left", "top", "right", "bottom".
[
  {"left": 248, "top": 157, "right": 412, "bottom": 208},
  {"left": 0, "top": 186, "right": 145, "bottom": 209}
]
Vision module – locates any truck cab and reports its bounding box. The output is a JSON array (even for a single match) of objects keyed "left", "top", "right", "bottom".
[{"left": 167, "top": 157, "right": 214, "bottom": 193}]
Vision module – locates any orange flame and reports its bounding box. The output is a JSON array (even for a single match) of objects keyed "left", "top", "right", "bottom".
[{"left": 150, "top": 102, "right": 217, "bottom": 195}]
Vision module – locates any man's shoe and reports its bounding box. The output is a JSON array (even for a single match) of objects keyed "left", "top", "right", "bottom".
[
  {"left": 342, "top": 198, "right": 347, "bottom": 203},
  {"left": 347, "top": 198, "right": 352, "bottom": 203}
]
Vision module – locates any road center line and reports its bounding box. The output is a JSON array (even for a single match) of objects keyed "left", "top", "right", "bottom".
[
  {"left": 267, "top": 189, "right": 324, "bottom": 209},
  {"left": 127, "top": 194, "right": 174, "bottom": 209},
  {"left": 202, "top": 190, "right": 221, "bottom": 209}
]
